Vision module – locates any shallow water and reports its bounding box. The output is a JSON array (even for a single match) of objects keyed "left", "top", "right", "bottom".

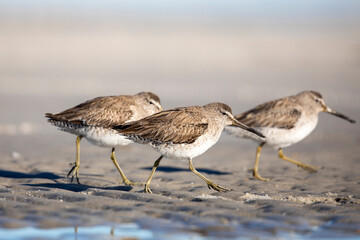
[
  {"left": 1, "top": 216, "right": 360, "bottom": 240},
  {"left": 0, "top": 225, "right": 150, "bottom": 240}
]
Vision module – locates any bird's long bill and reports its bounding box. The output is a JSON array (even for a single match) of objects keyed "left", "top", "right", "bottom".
[
  {"left": 231, "top": 119, "right": 265, "bottom": 138},
  {"left": 324, "top": 107, "right": 356, "bottom": 123}
]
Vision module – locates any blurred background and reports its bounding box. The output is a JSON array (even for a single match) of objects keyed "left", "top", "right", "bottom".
[{"left": 0, "top": 0, "right": 359, "bottom": 137}]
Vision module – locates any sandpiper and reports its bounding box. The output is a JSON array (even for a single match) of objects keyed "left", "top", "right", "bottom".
[
  {"left": 113, "top": 102, "right": 265, "bottom": 193},
  {"left": 45, "top": 92, "right": 162, "bottom": 185},
  {"left": 225, "top": 91, "right": 356, "bottom": 181}
]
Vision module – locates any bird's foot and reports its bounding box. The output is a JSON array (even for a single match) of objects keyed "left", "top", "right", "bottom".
[
  {"left": 120, "top": 179, "right": 144, "bottom": 186},
  {"left": 207, "top": 182, "right": 232, "bottom": 192},
  {"left": 67, "top": 162, "right": 80, "bottom": 184},
  {"left": 252, "top": 170, "right": 270, "bottom": 181},
  {"left": 144, "top": 184, "right": 153, "bottom": 194},
  {"left": 298, "top": 163, "right": 318, "bottom": 173}
]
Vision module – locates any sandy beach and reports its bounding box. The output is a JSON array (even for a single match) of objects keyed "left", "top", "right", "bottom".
[
  {"left": 1, "top": 1, "right": 360, "bottom": 238},
  {"left": 0, "top": 110, "right": 359, "bottom": 238}
]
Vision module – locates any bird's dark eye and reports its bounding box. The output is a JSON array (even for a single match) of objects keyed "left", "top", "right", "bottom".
[
  {"left": 222, "top": 112, "right": 227, "bottom": 116},
  {"left": 149, "top": 101, "right": 154, "bottom": 105},
  {"left": 314, "top": 98, "right": 320, "bottom": 103}
]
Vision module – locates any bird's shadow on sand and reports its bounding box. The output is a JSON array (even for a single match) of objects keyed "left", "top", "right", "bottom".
[
  {"left": 141, "top": 166, "right": 231, "bottom": 175},
  {"left": 24, "top": 182, "right": 132, "bottom": 192},
  {"left": 0, "top": 166, "right": 230, "bottom": 193},
  {"left": 0, "top": 169, "right": 132, "bottom": 192},
  {"left": 0, "top": 169, "right": 61, "bottom": 180}
]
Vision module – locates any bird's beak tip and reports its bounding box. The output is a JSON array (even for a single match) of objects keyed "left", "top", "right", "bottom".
[
  {"left": 231, "top": 119, "right": 266, "bottom": 138},
  {"left": 324, "top": 106, "right": 356, "bottom": 124}
]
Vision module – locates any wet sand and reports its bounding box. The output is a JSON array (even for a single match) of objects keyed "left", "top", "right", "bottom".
[{"left": 0, "top": 122, "right": 359, "bottom": 238}]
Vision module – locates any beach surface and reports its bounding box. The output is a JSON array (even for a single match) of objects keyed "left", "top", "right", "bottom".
[
  {"left": 1, "top": 1, "right": 360, "bottom": 238},
  {"left": 0, "top": 108, "right": 359, "bottom": 238}
]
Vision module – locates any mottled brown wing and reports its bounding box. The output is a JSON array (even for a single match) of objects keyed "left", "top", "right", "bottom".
[
  {"left": 45, "top": 96, "right": 135, "bottom": 128},
  {"left": 114, "top": 107, "right": 208, "bottom": 144},
  {"left": 235, "top": 97, "right": 302, "bottom": 129}
]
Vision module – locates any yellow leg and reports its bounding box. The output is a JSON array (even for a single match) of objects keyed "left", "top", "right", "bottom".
[
  {"left": 67, "top": 136, "right": 82, "bottom": 184},
  {"left": 110, "top": 148, "right": 141, "bottom": 186},
  {"left": 189, "top": 158, "right": 231, "bottom": 192},
  {"left": 252, "top": 142, "right": 270, "bottom": 181},
  {"left": 278, "top": 148, "right": 317, "bottom": 173},
  {"left": 144, "top": 155, "right": 163, "bottom": 194}
]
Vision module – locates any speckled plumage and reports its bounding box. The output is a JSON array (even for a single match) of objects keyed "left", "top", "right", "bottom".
[
  {"left": 114, "top": 102, "right": 264, "bottom": 193},
  {"left": 45, "top": 91, "right": 162, "bottom": 184},
  {"left": 225, "top": 90, "right": 355, "bottom": 181},
  {"left": 46, "top": 92, "right": 161, "bottom": 130}
]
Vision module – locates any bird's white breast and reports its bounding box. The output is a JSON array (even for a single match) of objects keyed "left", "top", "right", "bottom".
[
  {"left": 83, "top": 127, "right": 133, "bottom": 147},
  {"left": 151, "top": 129, "right": 222, "bottom": 160},
  {"left": 53, "top": 122, "right": 132, "bottom": 148},
  {"left": 225, "top": 115, "right": 318, "bottom": 149}
]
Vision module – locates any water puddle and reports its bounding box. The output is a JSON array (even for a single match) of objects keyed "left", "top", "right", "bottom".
[
  {"left": 0, "top": 216, "right": 360, "bottom": 240},
  {"left": 0, "top": 219, "right": 359, "bottom": 240},
  {"left": 0, "top": 224, "right": 203, "bottom": 240}
]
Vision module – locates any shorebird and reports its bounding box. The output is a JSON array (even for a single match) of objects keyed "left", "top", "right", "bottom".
[
  {"left": 45, "top": 92, "right": 162, "bottom": 185},
  {"left": 225, "top": 91, "right": 356, "bottom": 181},
  {"left": 113, "top": 102, "right": 265, "bottom": 193}
]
